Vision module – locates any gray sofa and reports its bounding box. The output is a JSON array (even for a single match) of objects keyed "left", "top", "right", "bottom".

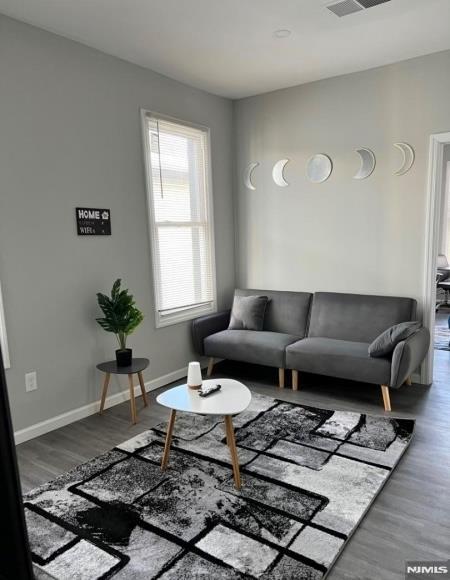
[{"left": 191, "top": 289, "right": 430, "bottom": 411}]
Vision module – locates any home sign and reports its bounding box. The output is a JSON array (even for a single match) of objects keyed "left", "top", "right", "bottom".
[{"left": 76, "top": 207, "right": 111, "bottom": 236}]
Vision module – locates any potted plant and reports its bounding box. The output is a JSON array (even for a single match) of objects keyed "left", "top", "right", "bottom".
[{"left": 96, "top": 279, "right": 144, "bottom": 367}]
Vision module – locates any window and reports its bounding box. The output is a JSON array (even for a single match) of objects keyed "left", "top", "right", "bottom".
[
  {"left": 141, "top": 111, "right": 217, "bottom": 327},
  {"left": 0, "top": 282, "right": 10, "bottom": 369}
]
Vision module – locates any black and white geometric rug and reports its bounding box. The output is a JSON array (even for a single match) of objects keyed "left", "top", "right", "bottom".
[{"left": 25, "top": 393, "right": 414, "bottom": 579}]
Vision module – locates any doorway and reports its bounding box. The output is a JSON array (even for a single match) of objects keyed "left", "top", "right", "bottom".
[{"left": 422, "top": 132, "right": 450, "bottom": 384}]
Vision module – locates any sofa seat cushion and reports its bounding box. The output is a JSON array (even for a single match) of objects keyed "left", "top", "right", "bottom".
[
  {"left": 204, "top": 330, "right": 300, "bottom": 368},
  {"left": 286, "top": 337, "right": 391, "bottom": 385}
]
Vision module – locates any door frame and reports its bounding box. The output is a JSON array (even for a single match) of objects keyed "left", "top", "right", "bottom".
[
  {"left": 422, "top": 131, "right": 450, "bottom": 384},
  {"left": 0, "top": 346, "right": 34, "bottom": 579},
  {"left": 0, "top": 281, "right": 10, "bottom": 369}
]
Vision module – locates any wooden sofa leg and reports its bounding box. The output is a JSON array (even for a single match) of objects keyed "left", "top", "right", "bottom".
[
  {"left": 405, "top": 376, "right": 412, "bottom": 386},
  {"left": 381, "top": 385, "right": 391, "bottom": 412},
  {"left": 278, "top": 368, "right": 285, "bottom": 389},
  {"left": 207, "top": 357, "right": 215, "bottom": 378},
  {"left": 292, "top": 370, "right": 299, "bottom": 391}
]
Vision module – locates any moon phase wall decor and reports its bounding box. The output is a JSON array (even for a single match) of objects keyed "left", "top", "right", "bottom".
[
  {"left": 243, "top": 162, "right": 259, "bottom": 190},
  {"left": 272, "top": 159, "right": 290, "bottom": 187},
  {"left": 353, "top": 148, "right": 376, "bottom": 180},
  {"left": 243, "top": 142, "right": 415, "bottom": 188},
  {"left": 307, "top": 154, "right": 333, "bottom": 183},
  {"left": 394, "top": 142, "right": 415, "bottom": 175}
]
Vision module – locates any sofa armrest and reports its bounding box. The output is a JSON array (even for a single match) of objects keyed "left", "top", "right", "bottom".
[
  {"left": 390, "top": 327, "right": 430, "bottom": 388},
  {"left": 191, "top": 310, "right": 231, "bottom": 355}
]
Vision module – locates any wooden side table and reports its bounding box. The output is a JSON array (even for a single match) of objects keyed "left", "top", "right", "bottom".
[{"left": 97, "top": 358, "right": 149, "bottom": 424}]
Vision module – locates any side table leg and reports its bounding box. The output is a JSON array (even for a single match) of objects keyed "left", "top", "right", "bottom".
[
  {"left": 161, "top": 409, "right": 176, "bottom": 470},
  {"left": 99, "top": 373, "right": 111, "bottom": 414},
  {"left": 138, "top": 371, "right": 148, "bottom": 406},
  {"left": 128, "top": 374, "right": 137, "bottom": 424},
  {"left": 225, "top": 415, "right": 241, "bottom": 489}
]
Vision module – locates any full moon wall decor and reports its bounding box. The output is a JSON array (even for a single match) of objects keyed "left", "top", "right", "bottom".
[
  {"left": 272, "top": 159, "right": 290, "bottom": 187},
  {"left": 353, "top": 148, "right": 376, "bottom": 180},
  {"left": 243, "top": 162, "right": 259, "bottom": 190},
  {"left": 307, "top": 154, "right": 333, "bottom": 183},
  {"left": 394, "top": 142, "right": 415, "bottom": 176}
]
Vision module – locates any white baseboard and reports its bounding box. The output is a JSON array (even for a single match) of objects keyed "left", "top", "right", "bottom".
[
  {"left": 15, "top": 362, "right": 419, "bottom": 445},
  {"left": 14, "top": 366, "right": 189, "bottom": 445},
  {"left": 412, "top": 371, "right": 421, "bottom": 384}
]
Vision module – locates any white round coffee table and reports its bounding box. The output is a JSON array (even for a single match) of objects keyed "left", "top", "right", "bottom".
[{"left": 156, "top": 378, "right": 251, "bottom": 489}]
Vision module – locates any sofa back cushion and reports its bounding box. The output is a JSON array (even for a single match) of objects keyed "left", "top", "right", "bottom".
[
  {"left": 228, "top": 294, "right": 269, "bottom": 331},
  {"left": 235, "top": 289, "right": 312, "bottom": 337},
  {"left": 308, "top": 292, "right": 417, "bottom": 343}
]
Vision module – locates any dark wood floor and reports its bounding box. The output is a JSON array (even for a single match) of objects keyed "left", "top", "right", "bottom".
[{"left": 17, "top": 352, "right": 450, "bottom": 580}]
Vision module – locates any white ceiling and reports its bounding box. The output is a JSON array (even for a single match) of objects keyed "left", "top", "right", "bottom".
[{"left": 1, "top": 0, "right": 450, "bottom": 99}]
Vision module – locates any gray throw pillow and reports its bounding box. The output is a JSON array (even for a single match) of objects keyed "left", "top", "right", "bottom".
[
  {"left": 228, "top": 294, "right": 269, "bottom": 331},
  {"left": 368, "top": 321, "right": 421, "bottom": 357}
]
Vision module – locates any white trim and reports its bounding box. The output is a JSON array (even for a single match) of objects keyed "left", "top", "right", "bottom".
[
  {"left": 13, "top": 360, "right": 415, "bottom": 445},
  {"left": 441, "top": 161, "right": 450, "bottom": 255},
  {"left": 0, "top": 281, "right": 10, "bottom": 369},
  {"left": 14, "top": 366, "right": 192, "bottom": 445},
  {"left": 412, "top": 371, "right": 421, "bottom": 385},
  {"left": 140, "top": 109, "right": 217, "bottom": 329},
  {"left": 157, "top": 301, "right": 215, "bottom": 328},
  {"left": 422, "top": 131, "right": 450, "bottom": 384}
]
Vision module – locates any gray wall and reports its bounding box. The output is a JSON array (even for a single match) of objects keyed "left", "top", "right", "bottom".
[
  {"left": 0, "top": 16, "right": 235, "bottom": 431},
  {"left": 234, "top": 51, "right": 450, "bottom": 306}
]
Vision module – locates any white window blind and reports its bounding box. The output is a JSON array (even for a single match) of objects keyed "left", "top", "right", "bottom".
[{"left": 142, "top": 112, "right": 216, "bottom": 327}]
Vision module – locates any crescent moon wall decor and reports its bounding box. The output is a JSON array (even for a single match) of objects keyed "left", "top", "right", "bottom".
[
  {"left": 243, "top": 162, "right": 259, "bottom": 190},
  {"left": 272, "top": 159, "right": 290, "bottom": 187},
  {"left": 394, "top": 142, "right": 415, "bottom": 176},
  {"left": 307, "top": 154, "right": 333, "bottom": 183},
  {"left": 353, "top": 148, "right": 376, "bottom": 180}
]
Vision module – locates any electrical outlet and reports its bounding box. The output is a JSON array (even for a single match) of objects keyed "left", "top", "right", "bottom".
[{"left": 25, "top": 371, "right": 37, "bottom": 392}]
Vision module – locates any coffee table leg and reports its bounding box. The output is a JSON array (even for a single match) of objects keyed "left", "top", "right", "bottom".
[
  {"left": 225, "top": 415, "right": 241, "bottom": 489},
  {"left": 138, "top": 371, "right": 148, "bottom": 407},
  {"left": 222, "top": 422, "right": 229, "bottom": 446},
  {"left": 99, "top": 372, "right": 110, "bottom": 414},
  {"left": 128, "top": 374, "right": 137, "bottom": 424},
  {"left": 161, "top": 409, "right": 176, "bottom": 470}
]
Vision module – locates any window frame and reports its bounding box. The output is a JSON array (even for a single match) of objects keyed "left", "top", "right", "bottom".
[
  {"left": 0, "top": 282, "right": 10, "bottom": 369},
  {"left": 140, "top": 109, "right": 217, "bottom": 328}
]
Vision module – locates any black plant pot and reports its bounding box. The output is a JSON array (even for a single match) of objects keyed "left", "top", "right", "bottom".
[{"left": 116, "top": 348, "right": 132, "bottom": 367}]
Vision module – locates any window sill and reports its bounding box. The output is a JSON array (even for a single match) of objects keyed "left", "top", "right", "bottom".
[{"left": 156, "top": 302, "right": 217, "bottom": 328}]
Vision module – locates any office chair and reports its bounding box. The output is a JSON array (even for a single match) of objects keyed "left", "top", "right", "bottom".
[{"left": 436, "top": 272, "right": 445, "bottom": 311}]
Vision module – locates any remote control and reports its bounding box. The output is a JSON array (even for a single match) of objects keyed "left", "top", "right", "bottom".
[{"left": 198, "top": 383, "right": 222, "bottom": 397}]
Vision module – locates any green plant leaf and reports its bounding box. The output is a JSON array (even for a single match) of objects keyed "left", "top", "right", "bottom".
[{"left": 95, "top": 279, "right": 144, "bottom": 347}]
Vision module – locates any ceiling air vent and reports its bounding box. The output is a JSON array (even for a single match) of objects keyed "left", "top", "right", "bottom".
[
  {"left": 357, "top": 0, "right": 391, "bottom": 7},
  {"left": 327, "top": 0, "right": 363, "bottom": 17},
  {"left": 327, "top": 0, "right": 391, "bottom": 16}
]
